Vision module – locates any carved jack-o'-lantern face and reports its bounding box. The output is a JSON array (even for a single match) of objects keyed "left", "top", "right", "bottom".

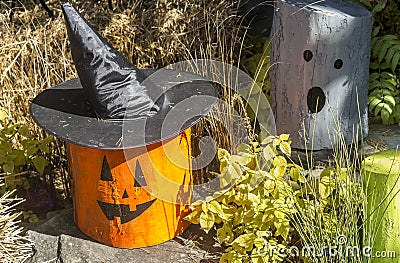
[
  {"left": 66, "top": 129, "right": 192, "bottom": 248},
  {"left": 96, "top": 156, "right": 156, "bottom": 224}
]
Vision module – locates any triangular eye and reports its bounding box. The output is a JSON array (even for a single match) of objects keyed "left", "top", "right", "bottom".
[
  {"left": 122, "top": 189, "right": 129, "bottom": 199},
  {"left": 100, "top": 156, "right": 113, "bottom": 181},
  {"left": 134, "top": 160, "right": 147, "bottom": 187}
]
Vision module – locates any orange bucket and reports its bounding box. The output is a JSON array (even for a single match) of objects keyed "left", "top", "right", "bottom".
[{"left": 66, "top": 129, "right": 192, "bottom": 248}]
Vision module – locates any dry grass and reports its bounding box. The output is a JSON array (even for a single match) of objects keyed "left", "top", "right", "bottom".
[
  {"left": 0, "top": 1, "right": 246, "bottom": 186},
  {"left": 0, "top": 189, "right": 34, "bottom": 262},
  {"left": 0, "top": 0, "right": 242, "bottom": 124}
]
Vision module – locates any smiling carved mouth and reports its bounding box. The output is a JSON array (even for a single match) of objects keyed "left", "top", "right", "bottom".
[{"left": 97, "top": 199, "right": 156, "bottom": 224}]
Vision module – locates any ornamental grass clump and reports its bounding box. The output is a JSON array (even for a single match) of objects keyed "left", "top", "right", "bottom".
[
  {"left": 185, "top": 132, "right": 367, "bottom": 263},
  {"left": 0, "top": 188, "right": 33, "bottom": 262},
  {"left": 290, "top": 145, "right": 365, "bottom": 263}
]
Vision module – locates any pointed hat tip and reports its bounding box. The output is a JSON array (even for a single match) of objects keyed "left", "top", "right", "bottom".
[
  {"left": 61, "top": 2, "right": 74, "bottom": 14},
  {"left": 60, "top": 2, "right": 158, "bottom": 119}
]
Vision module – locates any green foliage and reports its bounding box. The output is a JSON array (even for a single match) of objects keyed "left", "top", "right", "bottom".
[
  {"left": 242, "top": 37, "right": 271, "bottom": 97},
  {"left": 379, "top": 1, "right": 400, "bottom": 36},
  {"left": 0, "top": 123, "right": 52, "bottom": 176},
  {"left": 185, "top": 134, "right": 365, "bottom": 262},
  {"left": 186, "top": 135, "right": 297, "bottom": 263},
  {"left": 355, "top": 0, "right": 387, "bottom": 16},
  {"left": 22, "top": 210, "right": 39, "bottom": 223},
  {"left": 0, "top": 112, "right": 53, "bottom": 193},
  {"left": 368, "top": 27, "right": 400, "bottom": 123},
  {"left": 355, "top": 0, "right": 400, "bottom": 124},
  {"left": 368, "top": 70, "right": 400, "bottom": 124},
  {"left": 293, "top": 167, "right": 364, "bottom": 262},
  {"left": 359, "top": 0, "right": 400, "bottom": 36},
  {"left": 370, "top": 29, "right": 400, "bottom": 72}
]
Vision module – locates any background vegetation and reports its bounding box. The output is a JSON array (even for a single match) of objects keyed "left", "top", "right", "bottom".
[
  {"left": 356, "top": 0, "right": 400, "bottom": 124},
  {"left": 0, "top": 0, "right": 398, "bottom": 262}
]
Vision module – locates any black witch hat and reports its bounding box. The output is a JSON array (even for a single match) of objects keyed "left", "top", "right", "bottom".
[{"left": 30, "top": 2, "right": 217, "bottom": 149}]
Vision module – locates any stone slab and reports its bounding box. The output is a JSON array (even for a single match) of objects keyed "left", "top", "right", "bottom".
[
  {"left": 291, "top": 124, "right": 400, "bottom": 167},
  {"left": 25, "top": 208, "right": 220, "bottom": 263},
  {"left": 26, "top": 231, "right": 58, "bottom": 263}
]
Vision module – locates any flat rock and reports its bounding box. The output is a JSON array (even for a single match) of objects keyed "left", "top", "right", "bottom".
[
  {"left": 366, "top": 124, "right": 400, "bottom": 151},
  {"left": 26, "top": 231, "right": 58, "bottom": 263},
  {"left": 25, "top": 208, "right": 220, "bottom": 263},
  {"left": 290, "top": 124, "right": 400, "bottom": 167},
  {"left": 58, "top": 234, "right": 198, "bottom": 263}
]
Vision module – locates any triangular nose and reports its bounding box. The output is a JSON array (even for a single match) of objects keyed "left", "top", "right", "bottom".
[{"left": 61, "top": 2, "right": 161, "bottom": 119}]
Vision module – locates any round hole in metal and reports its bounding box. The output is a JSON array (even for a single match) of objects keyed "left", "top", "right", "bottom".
[
  {"left": 303, "top": 50, "right": 313, "bottom": 62},
  {"left": 307, "top": 87, "right": 325, "bottom": 113},
  {"left": 334, "top": 59, "right": 343, "bottom": 69}
]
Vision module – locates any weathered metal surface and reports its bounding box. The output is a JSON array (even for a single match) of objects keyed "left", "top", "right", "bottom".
[{"left": 270, "top": 0, "right": 372, "bottom": 150}]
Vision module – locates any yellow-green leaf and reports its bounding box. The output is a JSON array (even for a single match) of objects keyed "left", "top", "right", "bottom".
[
  {"left": 274, "top": 166, "right": 286, "bottom": 177},
  {"left": 263, "top": 145, "right": 276, "bottom": 162},
  {"left": 0, "top": 142, "right": 12, "bottom": 153},
  {"left": 217, "top": 224, "right": 234, "bottom": 244},
  {"left": 13, "top": 150, "right": 26, "bottom": 166},
  {"left": 26, "top": 146, "right": 38, "bottom": 157},
  {"left": 232, "top": 233, "right": 256, "bottom": 250},
  {"left": 199, "top": 210, "right": 215, "bottom": 233},
  {"left": 38, "top": 143, "right": 49, "bottom": 153},
  {"left": 18, "top": 125, "right": 31, "bottom": 138},
  {"left": 279, "top": 134, "right": 290, "bottom": 141},
  {"left": 392, "top": 53, "right": 400, "bottom": 72},
  {"left": 3, "top": 160, "right": 14, "bottom": 174},
  {"left": 279, "top": 141, "right": 291, "bottom": 156},
  {"left": 0, "top": 108, "right": 7, "bottom": 121},
  {"left": 209, "top": 200, "right": 225, "bottom": 216},
  {"left": 265, "top": 179, "right": 275, "bottom": 191},
  {"left": 319, "top": 180, "right": 333, "bottom": 199},
  {"left": 33, "top": 155, "right": 46, "bottom": 175},
  {"left": 372, "top": 27, "right": 380, "bottom": 37},
  {"left": 274, "top": 210, "right": 286, "bottom": 219},
  {"left": 184, "top": 209, "right": 202, "bottom": 224},
  {"left": 272, "top": 156, "right": 287, "bottom": 167},
  {"left": 248, "top": 193, "right": 260, "bottom": 204},
  {"left": 231, "top": 154, "right": 252, "bottom": 166},
  {"left": 43, "top": 135, "right": 53, "bottom": 144},
  {"left": 218, "top": 148, "right": 230, "bottom": 161}
]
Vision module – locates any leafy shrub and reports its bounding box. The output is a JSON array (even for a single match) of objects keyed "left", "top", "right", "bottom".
[
  {"left": 242, "top": 37, "right": 271, "bottom": 98},
  {"left": 185, "top": 135, "right": 365, "bottom": 262},
  {"left": 356, "top": 0, "right": 400, "bottom": 124},
  {"left": 0, "top": 110, "right": 52, "bottom": 194},
  {"left": 186, "top": 135, "right": 297, "bottom": 263},
  {"left": 367, "top": 26, "right": 400, "bottom": 124},
  {"left": 0, "top": 123, "right": 52, "bottom": 174}
]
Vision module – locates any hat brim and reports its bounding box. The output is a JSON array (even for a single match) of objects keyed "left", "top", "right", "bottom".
[{"left": 30, "top": 69, "right": 218, "bottom": 149}]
